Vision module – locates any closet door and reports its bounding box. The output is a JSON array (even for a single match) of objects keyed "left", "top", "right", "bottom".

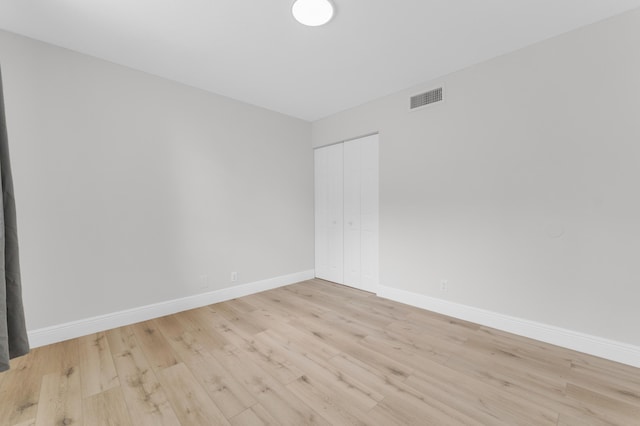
[
  {"left": 343, "top": 134, "right": 379, "bottom": 292},
  {"left": 343, "top": 139, "right": 362, "bottom": 288},
  {"left": 359, "top": 134, "right": 379, "bottom": 290},
  {"left": 314, "top": 143, "right": 344, "bottom": 284}
]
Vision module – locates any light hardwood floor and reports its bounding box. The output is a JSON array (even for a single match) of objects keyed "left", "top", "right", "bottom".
[{"left": 2, "top": 279, "right": 640, "bottom": 425}]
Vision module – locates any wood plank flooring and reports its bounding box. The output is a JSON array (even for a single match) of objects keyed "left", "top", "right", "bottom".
[{"left": 2, "top": 279, "right": 640, "bottom": 425}]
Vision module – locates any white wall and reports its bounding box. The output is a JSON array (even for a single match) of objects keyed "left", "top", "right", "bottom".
[
  {"left": 0, "top": 30, "right": 314, "bottom": 331},
  {"left": 313, "top": 9, "right": 640, "bottom": 346}
]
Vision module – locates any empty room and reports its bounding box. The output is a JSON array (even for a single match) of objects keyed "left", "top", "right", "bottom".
[{"left": 1, "top": 1, "right": 640, "bottom": 425}]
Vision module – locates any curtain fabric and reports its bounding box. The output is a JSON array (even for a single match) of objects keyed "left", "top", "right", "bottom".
[{"left": 0, "top": 67, "right": 29, "bottom": 372}]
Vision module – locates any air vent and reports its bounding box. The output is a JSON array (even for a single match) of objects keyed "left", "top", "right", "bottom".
[{"left": 410, "top": 87, "right": 443, "bottom": 110}]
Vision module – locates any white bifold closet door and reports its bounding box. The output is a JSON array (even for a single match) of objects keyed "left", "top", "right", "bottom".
[
  {"left": 314, "top": 142, "right": 344, "bottom": 284},
  {"left": 356, "top": 135, "right": 379, "bottom": 291},
  {"left": 343, "top": 140, "right": 362, "bottom": 288},
  {"left": 315, "top": 134, "right": 378, "bottom": 293}
]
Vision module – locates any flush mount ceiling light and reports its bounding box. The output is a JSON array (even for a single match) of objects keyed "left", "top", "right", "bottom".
[{"left": 292, "top": 0, "right": 334, "bottom": 27}]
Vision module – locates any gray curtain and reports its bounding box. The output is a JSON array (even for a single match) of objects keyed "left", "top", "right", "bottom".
[{"left": 0, "top": 67, "right": 29, "bottom": 372}]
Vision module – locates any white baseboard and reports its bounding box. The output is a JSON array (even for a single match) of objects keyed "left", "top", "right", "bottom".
[
  {"left": 377, "top": 285, "right": 640, "bottom": 369},
  {"left": 28, "top": 269, "right": 315, "bottom": 348}
]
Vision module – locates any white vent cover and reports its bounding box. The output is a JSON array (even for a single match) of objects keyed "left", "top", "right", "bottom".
[{"left": 410, "top": 87, "right": 443, "bottom": 110}]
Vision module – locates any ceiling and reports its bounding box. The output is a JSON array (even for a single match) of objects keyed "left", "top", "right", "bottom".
[{"left": 1, "top": 1, "right": 640, "bottom": 121}]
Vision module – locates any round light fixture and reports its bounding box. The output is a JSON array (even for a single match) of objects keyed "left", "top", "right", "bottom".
[{"left": 292, "top": 0, "right": 334, "bottom": 27}]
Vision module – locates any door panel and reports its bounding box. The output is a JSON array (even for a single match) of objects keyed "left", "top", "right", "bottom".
[
  {"left": 343, "top": 139, "right": 362, "bottom": 288},
  {"left": 314, "top": 143, "right": 344, "bottom": 284},
  {"left": 360, "top": 135, "right": 379, "bottom": 290}
]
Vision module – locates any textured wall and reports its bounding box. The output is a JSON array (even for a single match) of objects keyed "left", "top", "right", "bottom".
[
  {"left": 0, "top": 30, "right": 314, "bottom": 330},
  {"left": 313, "top": 9, "right": 640, "bottom": 345}
]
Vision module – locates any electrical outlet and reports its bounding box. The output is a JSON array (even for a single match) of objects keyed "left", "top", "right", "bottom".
[
  {"left": 440, "top": 280, "right": 448, "bottom": 292},
  {"left": 231, "top": 272, "right": 238, "bottom": 282}
]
